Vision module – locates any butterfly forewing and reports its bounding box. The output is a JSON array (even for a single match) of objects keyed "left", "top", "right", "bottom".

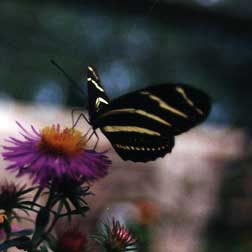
[
  {"left": 97, "top": 84, "right": 210, "bottom": 133},
  {"left": 87, "top": 65, "right": 110, "bottom": 124},
  {"left": 138, "top": 84, "right": 211, "bottom": 135}
]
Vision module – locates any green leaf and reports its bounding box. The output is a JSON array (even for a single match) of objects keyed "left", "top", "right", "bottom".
[
  {"left": 31, "top": 187, "right": 44, "bottom": 209},
  {"left": 43, "top": 233, "right": 57, "bottom": 251},
  {"left": 10, "top": 229, "right": 33, "bottom": 237},
  {"left": 16, "top": 186, "right": 39, "bottom": 197},
  {"left": 39, "top": 245, "right": 50, "bottom": 252},
  {"left": 32, "top": 207, "right": 50, "bottom": 244},
  {"left": 0, "top": 236, "right": 32, "bottom": 250},
  {"left": 3, "top": 217, "right": 11, "bottom": 235}
]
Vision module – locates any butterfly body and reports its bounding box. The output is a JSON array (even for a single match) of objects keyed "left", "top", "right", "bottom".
[{"left": 87, "top": 66, "right": 211, "bottom": 162}]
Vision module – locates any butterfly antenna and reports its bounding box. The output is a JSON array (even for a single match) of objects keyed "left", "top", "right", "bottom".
[
  {"left": 51, "top": 60, "right": 93, "bottom": 130},
  {"left": 50, "top": 59, "right": 84, "bottom": 96}
]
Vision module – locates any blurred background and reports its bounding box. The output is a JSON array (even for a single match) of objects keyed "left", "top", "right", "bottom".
[{"left": 0, "top": 0, "right": 252, "bottom": 251}]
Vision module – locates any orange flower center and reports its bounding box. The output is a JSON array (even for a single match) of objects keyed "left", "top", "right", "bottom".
[{"left": 38, "top": 125, "right": 86, "bottom": 156}]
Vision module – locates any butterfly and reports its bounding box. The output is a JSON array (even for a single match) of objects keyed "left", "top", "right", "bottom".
[
  {"left": 85, "top": 65, "right": 211, "bottom": 162},
  {"left": 50, "top": 60, "right": 211, "bottom": 162}
]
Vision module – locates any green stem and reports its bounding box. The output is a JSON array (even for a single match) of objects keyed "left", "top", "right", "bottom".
[
  {"left": 6, "top": 212, "right": 11, "bottom": 239},
  {"left": 40, "top": 199, "right": 64, "bottom": 240},
  {"left": 32, "top": 213, "right": 60, "bottom": 250},
  {"left": 43, "top": 214, "right": 59, "bottom": 239},
  {"left": 29, "top": 188, "right": 56, "bottom": 251}
]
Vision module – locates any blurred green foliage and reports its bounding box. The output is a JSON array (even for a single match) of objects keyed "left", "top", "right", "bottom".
[{"left": 130, "top": 223, "right": 152, "bottom": 252}]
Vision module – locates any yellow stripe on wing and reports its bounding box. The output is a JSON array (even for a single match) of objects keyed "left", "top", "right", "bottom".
[
  {"left": 141, "top": 91, "right": 188, "bottom": 118},
  {"left": 88, "top": 66, "right": 99, "bottom": 80},
  {"left": 114, "top": 144, "right": 171, "bottom": 151},
  {"left": 176, "top": 87, "right": 204, "bottom": 115},
  {"left": 100, "top": 108, "right": 172, "bottom": 126},
  {"left": 95, "top": 97, "right": 109, "bottom": 108},
  {"left": 87, "top": 77, "right": 104, "bottom": 92},
  {"left": 103, "top": 125, "right": 161, "bottom": 136}
]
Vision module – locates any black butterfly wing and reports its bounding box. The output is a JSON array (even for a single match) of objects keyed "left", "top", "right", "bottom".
[
  {"left": 139, "top": 83, "right": 211, "bottom": 135},
  {"left": 97, "top": 95, "right": 175, "bottom": 162},
  {"left": 95, "top": 83, "right": 210, "bottom": 162},
  {"left": 87, "top": 65, "right": 110, "bottom": 124},
  {"left": 101, "top": 130, "right": 175, "bottom": 162}
]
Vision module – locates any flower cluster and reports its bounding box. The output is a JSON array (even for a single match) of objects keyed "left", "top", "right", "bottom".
[{"left": 0, "top": 122, "right": 137, "bottom": 252}]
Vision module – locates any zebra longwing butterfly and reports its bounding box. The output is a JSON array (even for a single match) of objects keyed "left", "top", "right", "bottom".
[{"left": 86, "top": 66, "right": 211, "bottom": 162}]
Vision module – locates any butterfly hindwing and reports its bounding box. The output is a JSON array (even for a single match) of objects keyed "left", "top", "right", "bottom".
[
  {"left": 101, "top": 130, "right": 174, "bottom": 162},
  {"left": 87, "top": 65, "right": 110, "bottom": 124}
]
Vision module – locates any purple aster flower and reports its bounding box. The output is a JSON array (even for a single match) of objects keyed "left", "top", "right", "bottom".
[{"left": 2, "top": 122, "right": 111, "bottom": 186}]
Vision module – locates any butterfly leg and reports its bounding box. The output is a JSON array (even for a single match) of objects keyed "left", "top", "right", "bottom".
[
  {"left": 93, "top": 130, "right": 100, "bottom": 150},
  {"left": 86, "top": 130, "right": 99, "bottom": 150},
  {"left": 71, "top": 109, "right": 90, "bottom": 128},
  {"left": 83, "top": 127, "right": 92, "bottom": 138},
  {"left": 87, "top": 131, "right": 94, "bottom": 142}
]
